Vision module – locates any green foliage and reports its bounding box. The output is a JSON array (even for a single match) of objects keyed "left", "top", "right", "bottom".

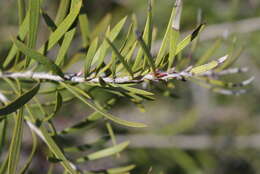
[{"left": 0, "top": 0, "right": 253, "bottom": 174}]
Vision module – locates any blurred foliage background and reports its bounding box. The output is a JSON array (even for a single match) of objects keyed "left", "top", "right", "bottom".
[{"left": 1, "top": 0, "right": 260, "bottom": 174}]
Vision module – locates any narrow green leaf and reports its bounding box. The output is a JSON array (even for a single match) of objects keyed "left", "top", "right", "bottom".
[
  {"left": 111, "top": 84, "right": 154, "bottom": 96},
  {"left": 14, "top": 40, "right": 64, "bottom": 77},
  {"left": 7, "top": 109, "right": 24, "bottom": 174},
  {"left": 106, "top": 38, "right": 134, "bottom": 78},
  {"left": 76, "top": 141, "right": 129, "bottom": 162},
  {"left": 125, "top": 41, "right": 137, "bottom": 63},
  {"left": 60, "top": 82, "right": 147, "bottom": 128},
  {"left": 84, "top": 38, "right": 99, "bottom": 77},
  {"left": 190, "top": 55, "right": 228, "bottom": 75},
  {"left": 141, "top": 0, "right": 153, "bottom": 70},
  {"left": 55, "top": 28, "right": 76, "bottom": 66},
  {"left": 18, "top": 0, "right": 26, "bottom": 24},
  {"left": 0, "top": 83, "right": 40, "bottom": 116},
  {"left": 168, "top": 0, "right": 182, "bottom": 70},
  {"left": 39, "top": 0, "right": 82, "bottom": 53},
  {"left": 105, "top": 22, "right": 136, "bottom": 76},
  {"left": 107, "top": 165, "right": 136, "bottom": 174},
  {"left": 92, "top": 17, "right": 127, "bottom": 68},
  {"left": 135, "top": 31, "right": 156, "bottom": 74},
  {"left": 68, "top": 85, "right": 92, "bottom": 99},
  {"left": 176, "top": 24, "right": 205, "bottom": 54},
  {"left": 168, "top": 28, "right": 179, "bottom": 70},
  {"left": 55, "top": 0, "right": 70, "bottom": 25},
  {"left": 25, "top": 0, "right": 40, "bottom": 67},
  {"left": 79, "top": 11, "right": 90, "bottom": 47},
  {"left": 120, "top": 23, "right": 136, "bottom": 58},
  {"left": 155, "top": 1, "right": 180, "bottom": 66},
  {"left": 132, "top": 1, "right": 153, "bottom": 71},
  {"left": 3, "top": 13, "right": 29, "bottom": 68},
  {"left": 70, "top": 0, "right": 81, "bottom": 11},
  {"left": 106, "top": 122, "right": 119, "bottom": 157}
]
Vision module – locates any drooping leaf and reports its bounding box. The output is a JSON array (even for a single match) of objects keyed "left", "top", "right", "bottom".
[
  {"left": 0, "top": 83, "right": 40, "bottom": 116},
  {"left": 60, "top": 82, "right": 147, "bottom": 128},
  {"left": 25, "top": 109, "right": 78, "bottom": 174}
]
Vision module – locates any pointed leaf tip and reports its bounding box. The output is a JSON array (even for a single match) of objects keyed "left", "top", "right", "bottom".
[{"left": 218, "top": 55, "right": 228, "bottom": 64}]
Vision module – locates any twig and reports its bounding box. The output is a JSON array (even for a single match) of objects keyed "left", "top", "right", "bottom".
[
  {"left": 0, "top": 56, "right": 230, "bottom": 84},
  {"left": 0, "top": 70, "right": 193, "bottom": 84}
]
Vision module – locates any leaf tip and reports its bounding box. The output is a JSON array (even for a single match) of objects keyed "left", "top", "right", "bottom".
[{"left": 218, "top": 55, "right": 228, "bottom": 64}]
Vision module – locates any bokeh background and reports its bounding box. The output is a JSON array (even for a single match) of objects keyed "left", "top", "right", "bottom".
[{"left": 1, "top": 0, "right": 260, "bottom": 174}]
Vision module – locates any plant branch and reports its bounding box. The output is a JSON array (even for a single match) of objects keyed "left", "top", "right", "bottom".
[
  {"left": 0, "top": 55, "right": 240, "bottom": 84},
  {"left": 0, "top": 69, "right": 189, "bottom": 82},
  {"left": 0, "top": 67, "right": 250, "bottom": 84}
]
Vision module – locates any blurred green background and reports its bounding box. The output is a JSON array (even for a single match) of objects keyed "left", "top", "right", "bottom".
[{"left": 1, "top": 0, "right": 260, "bottom": 174}]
